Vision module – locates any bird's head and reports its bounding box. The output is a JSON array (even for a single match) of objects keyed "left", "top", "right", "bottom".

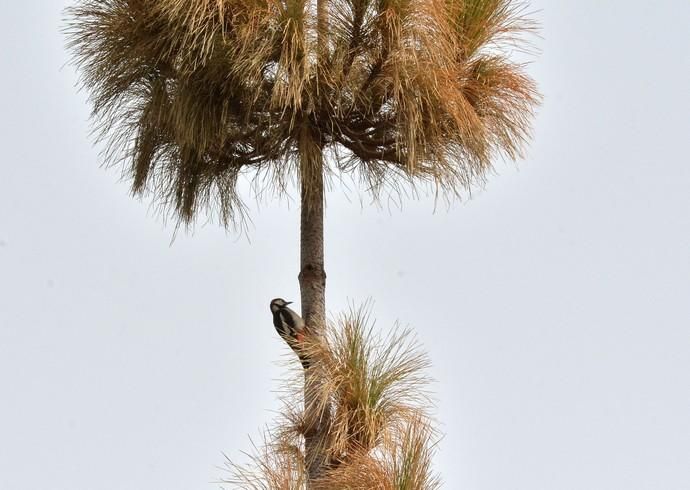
[{"left": 270, "top": 298, "right": 292, "bottom": 313}]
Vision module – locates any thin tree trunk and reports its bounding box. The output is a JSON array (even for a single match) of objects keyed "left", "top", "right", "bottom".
[
  {"left": 316, "top": 0, "right": 328, "bottom": 60},
  {"left": 298, "top": 121, "right": 329, "bottom": 484},
  {"left": 300, "top": 2, "right": 329, "bottom": 484}
]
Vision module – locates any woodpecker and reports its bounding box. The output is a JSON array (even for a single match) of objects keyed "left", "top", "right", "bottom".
[{"left": 270, "top": 298, "right": 308, "bottom": 366}]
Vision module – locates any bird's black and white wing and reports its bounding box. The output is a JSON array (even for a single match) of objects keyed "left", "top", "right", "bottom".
[{"left": 273, "top": 306, "right": 304, "bottom": 339}]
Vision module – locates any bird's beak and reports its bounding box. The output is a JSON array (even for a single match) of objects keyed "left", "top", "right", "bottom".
[{"left": 285, "top": 301, "right": 293, "bottom": 305}]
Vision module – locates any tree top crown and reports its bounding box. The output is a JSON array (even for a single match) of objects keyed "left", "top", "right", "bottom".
[{"left": 66, "top": 0, "right": 540, "bottom": 228}]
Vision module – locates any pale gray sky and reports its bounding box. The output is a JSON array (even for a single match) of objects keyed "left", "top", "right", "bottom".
[{"left": 1, "top": 1, "right": 689, "bottom": 489}]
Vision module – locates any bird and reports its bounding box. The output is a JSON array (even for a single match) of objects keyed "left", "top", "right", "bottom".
[{"left": 270, "top": 298, "right": 309, "bottom": 366}]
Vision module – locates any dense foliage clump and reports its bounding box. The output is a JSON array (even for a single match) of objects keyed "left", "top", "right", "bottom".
[
  {"left": 66, "top": 0, "right": 539, "bottom": 228},
  {"left": 226, "top": 305, "right": 440, "bottom": 489}
]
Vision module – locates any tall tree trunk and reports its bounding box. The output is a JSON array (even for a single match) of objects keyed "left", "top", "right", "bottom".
[
  {"left": 298, "top": 121, "right": 329, "bottom": 484},
  {"left": 300, "top": 2, "right": 329, "bottom": 484},
  {"left": 316, "top": 0, "right": 328, "bottom": 61}
]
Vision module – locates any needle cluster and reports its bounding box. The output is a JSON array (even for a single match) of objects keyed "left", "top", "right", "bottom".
[
  {"left": 66, "top": 0, "right": 539, "bottom": 227},
  {"left": 224, "top": 304, "right": 440, "bottom": 489}
]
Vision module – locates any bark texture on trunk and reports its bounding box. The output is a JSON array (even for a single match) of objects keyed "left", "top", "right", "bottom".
[
  {"left": 302, "top": 2, "right": 329, "bottom": 483},
  {"left": 298, "top": 122, "right": 330, "bottom": 484},
  {"left": 316, "top": 0, "right": 328, "bottom": 60}
]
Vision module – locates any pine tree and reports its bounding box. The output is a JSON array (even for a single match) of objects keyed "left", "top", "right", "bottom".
[{"left": 65, "top": 0, "right": 539, "bottom": 483}]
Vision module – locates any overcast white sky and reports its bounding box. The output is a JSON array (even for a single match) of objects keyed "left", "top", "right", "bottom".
[{"left": 1, "top": 1, "right": 689, "bottom": 489}]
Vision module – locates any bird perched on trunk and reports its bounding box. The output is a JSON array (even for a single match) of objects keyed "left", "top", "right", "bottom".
[{"left": 270, "top": 298, "right": 308, "bottom": 367}]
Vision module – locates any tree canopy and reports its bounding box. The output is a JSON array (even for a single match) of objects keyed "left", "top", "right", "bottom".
[{"left": 66, "top": 0, "right": 539, "bottom": 227}]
